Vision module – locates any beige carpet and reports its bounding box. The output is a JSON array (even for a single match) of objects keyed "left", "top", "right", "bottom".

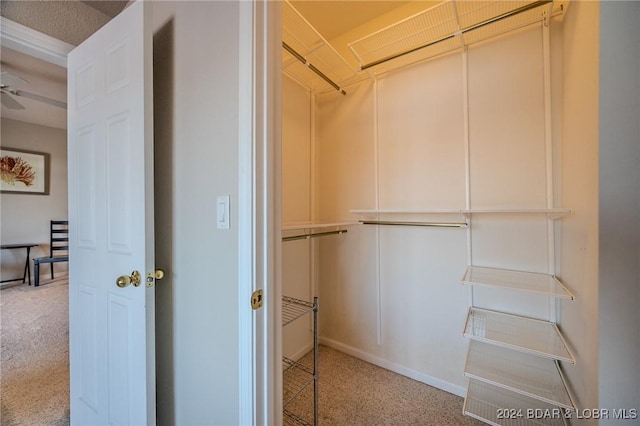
[
  {"left": 1, "top": 277, "right": 70, "bottom": 426},
  {"left": 1, "top": 279, "right": 481, "bottom": 426},
  {"left": 287, "top": 345, "right": 484, "bottom": 425}
]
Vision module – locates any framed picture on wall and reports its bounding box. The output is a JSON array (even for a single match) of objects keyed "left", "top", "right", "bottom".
[{"left": 0, "top": 148, "right": 50, "bottom": 195}]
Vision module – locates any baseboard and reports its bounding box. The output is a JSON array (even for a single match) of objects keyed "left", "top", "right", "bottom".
[
  {"left": 286, "top": 342, "right": 314, "bottom": 363},
  {"left": 319, "top": 337, "right": 467, "bottom": 398}
]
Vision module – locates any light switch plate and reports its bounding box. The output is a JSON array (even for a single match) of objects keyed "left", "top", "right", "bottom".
[{"left": 216, "top": 195, "right": 230, "bottom": 229}]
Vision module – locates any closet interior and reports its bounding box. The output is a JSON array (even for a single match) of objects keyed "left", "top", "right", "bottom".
[{"left": 281, "top": 1, "right": 575, "bottom": 425}]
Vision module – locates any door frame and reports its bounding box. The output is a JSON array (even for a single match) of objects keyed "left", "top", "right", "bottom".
[{"left": 238, "top": 1, "right": 281, "bottom": 425}]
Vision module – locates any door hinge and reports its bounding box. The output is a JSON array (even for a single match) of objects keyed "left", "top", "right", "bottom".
[{"left": 251, "top": 289, "right": 263, "bottom": 310}]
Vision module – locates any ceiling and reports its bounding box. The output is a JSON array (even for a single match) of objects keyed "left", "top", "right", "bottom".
[
  {"left": 1, "top": 47, "right": 67, "bottom": 129},
  {"left": 289, "top": 1, "right": 439, "bottom": 68},
  {"left": 1, "top": 1, "right": 128, "bottom": 45},
  {"left": 291, "top": 1, "right": 415, "bottom": 41},
  {"left": 0, "top": 0, "right": 438, "bottom": 130}
]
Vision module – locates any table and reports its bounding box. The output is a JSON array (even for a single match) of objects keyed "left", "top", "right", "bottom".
[{"left": 1, "top": 244, "right": 39, "bottom": 286}]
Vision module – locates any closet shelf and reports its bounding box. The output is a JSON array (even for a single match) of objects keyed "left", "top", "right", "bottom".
[
  {"left": 459, "top": 208, "right": 571, "bottom": 220},
  {"left": 351, "top": 208, "right": 571, "bottom": 219},
  {"left": 282, "top": 296, "right": 315, "bottom": 327},
  {"left": 464, "top": 379, "right": 569, "bottom": 426},
  {"left": 359, "top": 220, "right": 467, "bottom": 228},
  {"left": 465, "top": 340, "right": 575, "bottom": 410},
  {"left": 351, "top": 209, "right": 463, "bottom": 215},
  {"left": 463, "top": 308, "right": 575, "bottom": 364},
  {"left": 349, "top": 0, "right": 568, "bottom": 75},
  {"left": 462, "top": 267, "right": 574, "bottom": 300},
  {"left": 282, "top": 1, "right": 356, "bottom": 95}
]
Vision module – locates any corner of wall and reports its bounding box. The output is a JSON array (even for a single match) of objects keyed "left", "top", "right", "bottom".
[{"left": 557, "top": 0, "right": 600, "bottom": 415}]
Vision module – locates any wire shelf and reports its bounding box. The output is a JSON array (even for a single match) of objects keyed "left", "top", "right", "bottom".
[
  {"left": 465, "top": 340, "right": 575, "bottom": 409},
  {"left": 463, "top": 308, "right": 575, "bottom": 363},
  {"left": 282, "top": 0, "right": 356, "bottom": 94},
  {"left": 282, "top": 296, "right": 315, "bottom": 327},
  {"left": 350, "top": 208, "right": 570, "bottom": 217},
  {"left": 348, "top": 0, "right": 564, "bottom": 73},
  {"left": 283, "top": 356, "right": 315, "bottom": 408},
  {"left": 282, "top": 1, "right": 323, "bottom": 56},
  {"left": 284, "top": 409, "right": 313, "bottom": 426},
  {"left": 464, "top": 379, "right": 568, "bottom": 426},
  {"left": 462, "top": 267, "right": 574, "bottom": 300},
  {"left": 349, "top": 1, "right": 460, "bottom": 70}
]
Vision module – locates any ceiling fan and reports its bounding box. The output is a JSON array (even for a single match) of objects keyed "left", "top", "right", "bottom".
[{"left": 0, "top": 71, "right": 67, "bottom": 110}]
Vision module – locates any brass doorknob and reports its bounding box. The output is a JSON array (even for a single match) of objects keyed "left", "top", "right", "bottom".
[
  {"left": 154, "top": 269, "right": 165, "bottom": 280},
  {"left": 116, "top": 270, "right": 142, "bottom": 288}
]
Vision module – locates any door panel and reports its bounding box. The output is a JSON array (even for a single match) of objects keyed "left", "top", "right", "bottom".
[{"left": 68, "top": 1, "right": 155, "bottom": 424}]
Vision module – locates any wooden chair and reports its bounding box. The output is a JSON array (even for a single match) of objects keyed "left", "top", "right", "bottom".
[{"left": 33, "top": 220, "right": 69, "bottom": 287}]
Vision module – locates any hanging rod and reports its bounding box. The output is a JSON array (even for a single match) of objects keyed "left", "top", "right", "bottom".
[
  {"left": 359, "top": 220, "right": 467, "bottom": 228},
  {"left": 282, "top": 229, "right": 348, "bottom": 242},
  {"left": 282, "top": 42, "right": 347, "bottom": 95},
  {"left": 360, "top": 0, "right": 553, "bottom": 71}
]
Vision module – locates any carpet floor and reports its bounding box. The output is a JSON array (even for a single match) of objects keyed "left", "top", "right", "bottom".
[
  {"left": 1, "top": 277, "right": 70, "bottom": 426},
  {"left": 286, "top": 345, "right": 483, "bottom": 426},
  {"left": 1, "top": 280, "right": 481, "bottom": 425}
]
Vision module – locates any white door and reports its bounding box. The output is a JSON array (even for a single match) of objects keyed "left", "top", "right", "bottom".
[{"left": 67, "top": 1, "right": 155, "bottom": 424}]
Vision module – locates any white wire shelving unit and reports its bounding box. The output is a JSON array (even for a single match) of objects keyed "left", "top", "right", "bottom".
[
  {"left": 348, "top": 0, "right": 568, "bottom": 76},
  {"left": 283, "top": 0, "right": 569, "bottom": 95}
]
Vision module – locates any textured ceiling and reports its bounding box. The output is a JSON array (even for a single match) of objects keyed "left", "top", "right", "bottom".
[{"left": 0, "top": 0, "right": 127, "bottom": 46}]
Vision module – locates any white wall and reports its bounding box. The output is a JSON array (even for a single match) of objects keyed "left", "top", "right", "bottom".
[
  {"left": 152, "top": 2, "right": 241, "bottom": 424},
  {"left": 598, "top": 1, "right": 640, "bottom": 423},
  {"left": 0, "top": 118, "right": 68, "bottom": 282},
  {"left": 558, "top": 0, "right": 601, "bottom": 417}
]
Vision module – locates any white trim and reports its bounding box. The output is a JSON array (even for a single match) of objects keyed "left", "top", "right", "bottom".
[
  {"left": 238, "top": 2, "right": 282, "bottom": 425},
  {"left": 0, "top": 17, "right": 73, "bottom": 68},
  {"left": 237, "top": 1, "right": 255, "bottom": 424},
  {"left": 319, "top": 337, "right": 467, "bottom": 398}
]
